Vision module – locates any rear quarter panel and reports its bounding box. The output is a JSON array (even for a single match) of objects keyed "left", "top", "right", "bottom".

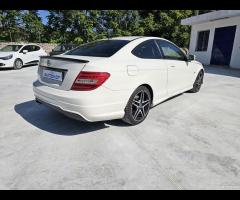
[{"left": 83, "top": 56, "right": 168, "bottom": 105}]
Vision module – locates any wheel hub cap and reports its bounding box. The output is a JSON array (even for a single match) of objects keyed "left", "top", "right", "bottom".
[{"left": 132, "top": 90, "right": 150, "bottom": 121}]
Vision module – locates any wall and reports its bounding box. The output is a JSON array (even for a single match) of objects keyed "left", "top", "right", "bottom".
[
  {"left": 189, "top": 16, "right": 240, "bottom": 69},
  {"left": 0, "top": 42, "right": 57, "bottom": 54}
]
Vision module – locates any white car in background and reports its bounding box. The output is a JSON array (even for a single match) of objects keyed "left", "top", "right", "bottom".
[
  {"left": 0, "top": 44, "right": 47, "bottom": 70},
  {"left": 33, "top": 36, "right": 204, "bottom": 125}
]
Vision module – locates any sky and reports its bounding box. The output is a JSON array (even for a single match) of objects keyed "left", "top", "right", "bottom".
[{"left": 38, "top": 10, "right": 49, "bottom": 25}]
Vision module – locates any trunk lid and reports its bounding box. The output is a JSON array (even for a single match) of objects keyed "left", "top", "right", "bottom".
[{"left": 38, "top": 55, "right": 103, "bottom": 91}]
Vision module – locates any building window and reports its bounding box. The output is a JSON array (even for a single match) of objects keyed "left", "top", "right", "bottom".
[{"left": 196, "top": 30, "right": 210, "bottom": 51}]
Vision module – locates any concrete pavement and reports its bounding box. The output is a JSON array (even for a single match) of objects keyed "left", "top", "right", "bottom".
[{"left": 0, "top": 65, "right": 240, "bottom": 189}]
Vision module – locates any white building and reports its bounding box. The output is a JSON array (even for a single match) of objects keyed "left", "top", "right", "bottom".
[{"left": 181, "top": 10, "right": 240, "bottom": 69}]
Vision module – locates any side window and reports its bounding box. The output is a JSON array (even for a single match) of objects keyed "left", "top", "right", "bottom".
[
  {"left": 32, "top": 45, "right": 40, "bottom": 51},
  {"left": 132, "top": 40, "right": 161, "bottom": 59},
  {"left": 156, "top": 40, "right": 186, "bottom": 61},
  {"left": 20, "top": 45, "right": 40, "bottom": 53},
  {"left": 20, "top": 45, "right": 32, "bottom": 53}
]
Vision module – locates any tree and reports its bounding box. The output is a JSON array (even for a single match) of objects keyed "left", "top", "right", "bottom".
[
  {"left": 21, "top": 10, "right": 44, "bottom": 42},
  {"left": 0, "top": 10, "right": 22, "bottom": 42},
  {"left": 97, "top": 10, "right": 144, "bottom": 38},
  {"left": 138, "top": 10, "right": 194, "bottom": 47},
  {"left": 46, "top": 10, "right": 145, "bottom": 44},
  {"left": 0, "top": 10, "right": 205, "bottom": 47}
]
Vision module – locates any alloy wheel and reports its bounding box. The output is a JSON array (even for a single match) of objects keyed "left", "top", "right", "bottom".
[
  {"left": 15, "top": 60, "right": 23, "bottom": 69},
  {"left": 131, "top": 90, "right": 151, "bottom": 122},
  {"left": 195, "top": 71, "right": 203, "bottom": 89}
]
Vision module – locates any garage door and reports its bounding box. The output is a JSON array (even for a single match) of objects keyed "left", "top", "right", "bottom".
[{"left": 210, "top": 25, "right": 236, "bottom": 66}]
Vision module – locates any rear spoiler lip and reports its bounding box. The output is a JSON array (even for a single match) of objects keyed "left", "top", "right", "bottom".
[{"left": 40, "top": 56, "right": 89, "bottom": 63}]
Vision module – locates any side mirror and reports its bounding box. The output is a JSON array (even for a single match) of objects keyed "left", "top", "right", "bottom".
[
  {"left": 23, "top": 50, "right": 28, "bottom": 54},
  {"left": 188, "top": 54, "right": 196, "bottom": 61}
]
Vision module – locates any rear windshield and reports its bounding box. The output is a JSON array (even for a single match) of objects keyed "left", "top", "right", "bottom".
[
  {"left": 53, "top": 45, "right": 62, "bottom": 52},
  {"left": 53, "top": 44, "right": 77, "bottom": 52},
  {"left": 65, "top": 40, "right": 130, "bottom": 57}
]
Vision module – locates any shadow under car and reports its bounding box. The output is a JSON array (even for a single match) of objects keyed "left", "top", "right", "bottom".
[{"left": 14, "top": 100, "right": 120, "bottom": 136}]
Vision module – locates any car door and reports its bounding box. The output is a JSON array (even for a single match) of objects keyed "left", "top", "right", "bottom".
[
  {"left": 31, "top": 45, "right": 44, "bottom": 61},
  {"left": 19, "top": 45, "right": 33, "bottom": 64},
  {"left": 156, "top": 40, "right": 194, "bottom": 96},
  {"left": 131, "top": 39, "right": 168, "bottom": 103}
]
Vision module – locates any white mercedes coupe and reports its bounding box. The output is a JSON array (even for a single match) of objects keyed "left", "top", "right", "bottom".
[{"left": 33, "top": 36, "right": 204, "bottom": 125}]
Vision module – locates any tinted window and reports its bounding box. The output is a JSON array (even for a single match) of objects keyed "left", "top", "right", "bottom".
[
  {"left": 156, "top": 40, "right": 186, "bottom": 61},
  {"left": 20, "top": 45, "right": 40, "bottom": 52},
  {"left": 65, "top": 45, "right": 77, "bottom": 50},
  {"left": 53, "top": 45, "right": 62, "bottom": 52},
  {"left": 20, "top": 45, "right": 32, "bottom": 53},
  {"left": 32, "top": 45, "right": 40, "bottom": 51},
  {"left": 0, "top": 45, "right": 23, "bottom": 52},
  {"left": 196, "top": 30, "right": 210, "bottom": 51},
  {"left": 66, "top": 40, "right": 130, "bottom": 57},
  {"left": 132, "top": 40, "right": 161, "bottom": 59}
]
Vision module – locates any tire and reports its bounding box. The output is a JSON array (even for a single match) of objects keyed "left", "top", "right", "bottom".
[
  {"left": 14, "top": 59, "right": 23, "bottom": 70},
  {"left": 122, "top": 86, "right": 152, "bottom": 125},
  {"left": 189, "top": 70, "right": 204, "bottom": 93}
]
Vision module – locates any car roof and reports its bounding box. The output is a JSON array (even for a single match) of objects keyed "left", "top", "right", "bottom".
[
  {"left": 63, "top": 44, "right": 78, "bottom": 45},
  {"left": 9, "top": 43, "right": 41, "bottom": 47},
  {"left": 109, "top": 36, "right": 170, "bottom": 42},
  {"left": 109, "top": 36, "right": 144, "bottom": 41}
]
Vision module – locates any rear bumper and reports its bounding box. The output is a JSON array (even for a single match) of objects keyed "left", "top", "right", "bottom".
[
  {"left": 33, "top": 80, "right": 130, "bottom": 122},
  {"left": 36, "top": 98, "right": 87, "bottom": 121}
]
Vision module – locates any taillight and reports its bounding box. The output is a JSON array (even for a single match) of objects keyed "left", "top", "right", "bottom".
[{"left": 71, "top": 71, "right": 110, "bottom": 91}]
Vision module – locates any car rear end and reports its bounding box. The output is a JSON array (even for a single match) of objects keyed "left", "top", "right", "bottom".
[
  {"left": 33, "top": 55, "right": 126, "bottom": 122},
  {"left": 33, "top": 39, "right": 135, "bottom": 122}
]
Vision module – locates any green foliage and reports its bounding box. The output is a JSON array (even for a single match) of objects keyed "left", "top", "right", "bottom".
[
  {"left": 0, "top": 10, "right": 43, "bottom": 42},
  {"left": 138, "top": 10, "right": 194, "bottom": 47},
  {"left": 0, "top": 10, "right": 22, "bottom": 42},
  {"left": 0, "top": 10, "right": 213, "bottom": 47},
  {"left": 21, "top": 10, "right": 44, "bottom": 42},
  {"left": 73, "top": 37, "right": 84, "bottom": 44}
]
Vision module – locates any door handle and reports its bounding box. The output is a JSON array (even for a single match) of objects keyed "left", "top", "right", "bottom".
[{"left": 170, "top": 66, "right": 176, "bottom": 68}]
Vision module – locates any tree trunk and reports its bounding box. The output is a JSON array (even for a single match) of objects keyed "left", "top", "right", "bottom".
[{"left": 9, "top": 31, "right": 12, "bottom": 42}]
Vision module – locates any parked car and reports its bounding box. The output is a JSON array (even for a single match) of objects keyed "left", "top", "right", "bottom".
[
  {"left": 0, "top": 44, "right": 47, "bottom": 70},
  {"left": 49, "top": 44, "right": 78, "bottom": 56},
  {"left": 33, "top": 36, "right": 204, "bottom": 125}
]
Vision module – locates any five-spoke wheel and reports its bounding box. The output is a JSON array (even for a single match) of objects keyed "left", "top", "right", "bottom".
[
  {"left": 132, "top": 90, "right": 151, "bottom": 122},
  {"left": 123, "top": 86, "right": 151, "bottom": 125}
]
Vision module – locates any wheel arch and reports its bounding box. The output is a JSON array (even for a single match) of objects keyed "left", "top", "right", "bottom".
[
  {"left": 139, "top": 84, "right": 154, "bottom": 105},
  {"left": 197, "top": 68, "right": 204, "bottom": 81},
  {"left": 15, "top": 58, "right": 23, "bottom": 64},
  {"left": 193, "top": 68, "right": 204, "bottom": 82},
  {"left": 124, "top": 83, "right": 154, "bottom": 111}
]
